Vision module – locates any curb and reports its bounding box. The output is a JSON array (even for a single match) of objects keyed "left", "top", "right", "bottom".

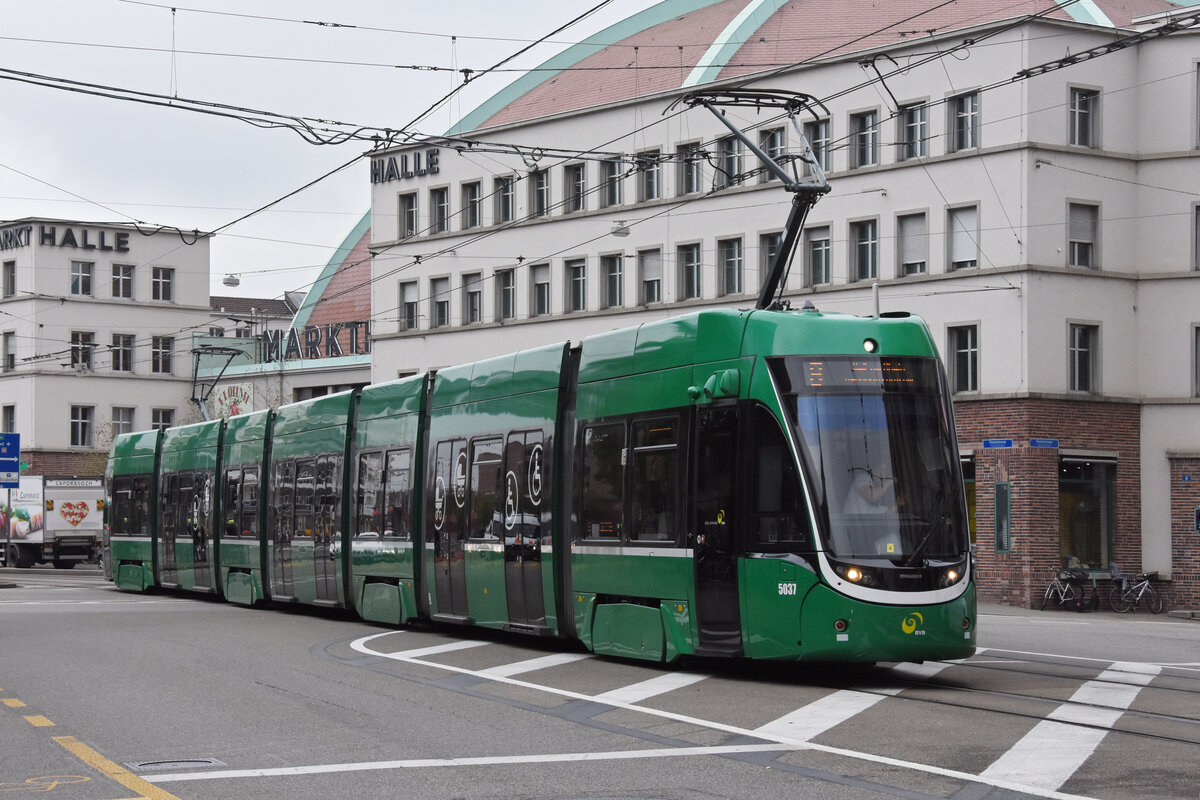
[{"left": 1167, "top": 610, "right": 1200, "bottom": 621}]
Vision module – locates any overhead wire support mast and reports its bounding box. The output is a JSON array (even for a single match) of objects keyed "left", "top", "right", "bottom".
[{"left": 672, "top": 90, "right": 831, "bottom": 311}]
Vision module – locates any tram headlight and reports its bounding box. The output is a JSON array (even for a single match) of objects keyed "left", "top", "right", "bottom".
[
  {"left": 939, "top": 568, "right": 961, "bottom": 588},
  {"left": 846, "top": 567, "right": 863, "bottom": 582}
]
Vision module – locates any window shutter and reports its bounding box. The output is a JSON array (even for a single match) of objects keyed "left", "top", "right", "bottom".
[
  {"left": 899, "top": 214, "right": 927, "bottom": 265},
  {"left": 1069, "top": 204, "right": 1096, "bottom": 243},
  {"left": 950, "top": 207, "right": 978, "bottom": 264}
]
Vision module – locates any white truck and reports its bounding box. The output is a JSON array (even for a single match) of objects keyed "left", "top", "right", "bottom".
[{"left": 1, "top": 476, "right": 104, "bottom": 569}]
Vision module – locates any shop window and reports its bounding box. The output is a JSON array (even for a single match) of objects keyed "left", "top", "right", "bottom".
[
  {"left": 994, "top": 482, "right": 1010, "bottom": 552},
  {"left": 1058, "top": 458, "right": 1115, "bottom": 569}
]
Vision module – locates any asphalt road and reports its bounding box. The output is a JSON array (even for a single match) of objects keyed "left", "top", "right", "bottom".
[{"left": 1, "top": 566, "right": 1197, "bottom": 800}]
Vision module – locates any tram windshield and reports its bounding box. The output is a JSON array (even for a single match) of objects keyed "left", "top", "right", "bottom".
[{"left": 769, "top": 356, "right": 968, "bottom": 563}]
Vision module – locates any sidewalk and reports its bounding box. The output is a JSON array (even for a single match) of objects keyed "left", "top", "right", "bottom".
[{"left": 979, "top": 601, "right": 1200, "bottom": 621}]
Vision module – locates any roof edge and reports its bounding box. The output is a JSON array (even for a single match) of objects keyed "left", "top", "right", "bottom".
[
  {"left": 291, "top": 210, "right": 371, "bottom": 331},
  {"left": 446, "top": 0, "right": 731, "bottom": 135}
]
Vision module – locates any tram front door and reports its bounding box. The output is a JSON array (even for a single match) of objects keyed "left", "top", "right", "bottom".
[{"left": 693, "top": 407, "right": 742, "bottom": 651}]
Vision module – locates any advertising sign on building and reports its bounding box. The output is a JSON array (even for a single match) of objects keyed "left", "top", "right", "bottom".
[{"left": 211, "top": 383, "right": 254, "bottom": 418}]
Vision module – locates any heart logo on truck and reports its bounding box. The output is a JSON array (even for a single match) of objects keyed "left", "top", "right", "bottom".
[{"left": 60, "top": 502, "right": 90, "bottom": 527}]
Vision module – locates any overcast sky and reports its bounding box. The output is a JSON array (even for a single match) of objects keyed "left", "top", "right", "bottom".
[{"left": 0, "top": 0, "right": 655, "bottom": 299}]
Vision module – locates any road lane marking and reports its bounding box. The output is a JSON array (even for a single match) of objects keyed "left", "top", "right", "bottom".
[
  {"left": 753, "top": 690, "right": 884, "bottom": 741},
  {"left": 478, "top": 652, "right": 592, "bottom": 677},
  {"left": 2, "top": 698, "right": 27, "bottom": 708},
  {"left": 980, "top": 663, "right": 1161, "bottom": 791},
  {"left": 145, "top": 744, "right": 798, "bottom": 782},
  {"left": 382, "top": 640, "right": 489, "bottom": 659},
  {"left": 53, "top": 735, "right": 183, "bottom": 800},
  {"left": 24, "top": 715, "right": 55, "bottom": 727},
  {"left": 594, "top": 671, "right": 708, "bottom": 704}
]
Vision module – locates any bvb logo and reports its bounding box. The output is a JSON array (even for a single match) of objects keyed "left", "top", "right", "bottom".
[{"left": 901, "top": 611, "right": 925, "bottom": 635}]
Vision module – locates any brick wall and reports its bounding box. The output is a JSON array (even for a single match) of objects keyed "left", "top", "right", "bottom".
[
  {"left": 18, "top": 451, "right": 107, "bottom": 479},
  {"left": 1167, "top": 457, "right": 1200, "bottom": 607},
  {"left": 954, "top": 398, "right": 1142, "bottom": 608}
]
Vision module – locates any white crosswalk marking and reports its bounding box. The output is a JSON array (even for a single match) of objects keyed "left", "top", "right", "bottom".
[
  {"left": 753, "top": 690, "right": 884, "bottom": 742},
  {"left": 479, "top": 652, "right": 592, "bottom": 677},
  {"left": 980, "top": 662, "right": 1161, "bottom": 790},
  {"left": 388, "top": 640, "right": 490, "bottom": 659},
  {"left": 594, "top": 671, "right": 708, "bottom": 704}
]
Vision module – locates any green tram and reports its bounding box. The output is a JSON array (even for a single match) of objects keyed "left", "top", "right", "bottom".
[{"left": 105, "top": 307, "right": 976, "bottom": 664}]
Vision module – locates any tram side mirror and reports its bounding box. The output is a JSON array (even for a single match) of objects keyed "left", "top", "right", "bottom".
[{"left": 688, "top": 368, "right": 741, "bottom": 402}]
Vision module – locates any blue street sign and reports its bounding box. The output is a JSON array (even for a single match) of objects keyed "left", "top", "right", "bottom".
[
  {"left": 0, "top": 432, "right": 19, "bottom": 488},
  {"left": 1030, "top": 438, "right": 1060, "bottom": 449},
  {"left": 983, "top": 439, "right": 1013, "bottom": 449}
]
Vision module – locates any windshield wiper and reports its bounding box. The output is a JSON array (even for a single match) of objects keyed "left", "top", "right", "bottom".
[{"left": 904, "top": 486, "right": 949, "bottom": 567}]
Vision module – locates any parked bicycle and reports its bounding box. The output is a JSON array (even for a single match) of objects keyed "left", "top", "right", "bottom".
[
  {"left": 1041, "top": 568, "right": 1084, "bottom": 610},
  {"left": 1108, "top": 563, "right": 1165, "bottom": 614}
]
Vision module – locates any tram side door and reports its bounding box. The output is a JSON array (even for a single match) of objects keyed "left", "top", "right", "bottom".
[
  {"left": 692, "top": 406, "right": 742, "bottom": 652},
  {"left": 271, "top": 460, "right": 295, "bottom": 598},
  {"left": 432, "top": 439, "right": 468, "bottom": 617}
]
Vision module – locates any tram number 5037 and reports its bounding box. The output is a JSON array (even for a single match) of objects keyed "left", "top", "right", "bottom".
[{"left": 778, "top": 582, "right": 798, "bottom": 596}]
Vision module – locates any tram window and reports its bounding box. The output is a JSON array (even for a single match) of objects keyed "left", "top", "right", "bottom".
[
  {"left": 160, "top": 474, "right": 178, "bottom": 540},
  {"left": 581, "top": 422, "right": 625, "bottom": 540},
  {"left": 384, "top": 449, "right": 411, "bottom": 540},
  {"left": 271, "top": 461, "right": 295, "bottom": 540},
  {"left": 193, "top": 472, "right": 212, "bottom": 540},
  {"left": 177, "top": 473, "right": 195, "bottom": 539},
  {"left": 111, "top": 475, "right": 150, "bottom": 536},
  {"left": 242, "top": 468, "right": 259, "bottom": 537},
  {"left": 294, "top": 458, "right": 316, "bottom": 538},
  {"left": 316, "top": 455, "right": 340, "bottom": 536},
  {"left": 470, "top": 438, "right": 503, "bottom": 539},
  {"left": 506, "top": 431, "right": 544, "bottom": 543},
  {"left": 752, "top": 406, "right": 811, "bottom": 549},
  {"left": 224, "top": 469, "right": 242, "bottom": 538},
  {"left": 356, "top": 452, "right": 383, "bottom": 538},
  {"left": 630, "top": 417, "right": 680, "bottom": 543}
]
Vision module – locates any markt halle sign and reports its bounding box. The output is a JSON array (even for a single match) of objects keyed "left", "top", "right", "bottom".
[{"left": 261, "top": 321, "right": 371, "bottom": 362}]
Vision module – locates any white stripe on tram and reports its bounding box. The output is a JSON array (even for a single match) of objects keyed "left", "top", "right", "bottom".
[{"left": 980, "top": 661, "right": 1161, "bottom": 791}]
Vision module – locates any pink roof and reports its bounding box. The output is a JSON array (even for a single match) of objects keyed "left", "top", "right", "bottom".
[{"left": 474, "top": 0, "right": 1181, "bottom": 130}]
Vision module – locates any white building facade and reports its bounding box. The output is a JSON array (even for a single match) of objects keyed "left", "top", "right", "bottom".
[
  {"left": 368, "top": 1, "right": 1200, "bottom": 607},
  {"left": 0, "top": 218, "right": 213, "bottom": 475}
]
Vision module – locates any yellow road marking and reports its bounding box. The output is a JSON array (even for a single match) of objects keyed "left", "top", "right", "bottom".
[
  {"left": 2, "top": 697, "right": 27, "bottom": 708},
  {"left": 24, "top": 715, "right": 55, "bottom": 727},
  {"left": 53, "top": 736, "right": 184, "bottom": 800}
]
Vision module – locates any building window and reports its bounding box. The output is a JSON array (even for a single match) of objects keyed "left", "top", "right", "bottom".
[
  {"left": 600, "top": 159, "right": 624, "bottom": 207},
  {"left": 2, "top": 260, "right": 13, "bottom": 298},
  {"left": 950, "top": 91, "right": 980, "bottom": 151},
  {"left": 430, "top": 277, "right": 450, "bottom": 328},
  {"left": 564, "top": 164, "right": 586, "bottom": 213},
  {"left": 1058, "top": 458, "right": 1115, "bottom": 568},
  {"left": 112, "top": 264, "right": 134, "bottom": 299},
  {"left": 399, "top": 193, "right": 418, "bottom": 237},
  {"left": 111, "top": 333, "right": 134, "bottom": 372},
  {"left": 677, "top": 142, "right": 703, "bottom": 196},
  {"left": 430, "top": 188, "right": 449, "bottom": 233},
  {"left": 494, "top": 177, "right": 515, "bottom": 224},
  {"left": 70, "top": 261, "right": 93, "bottom": 296},
  {"left": 897, "top": 213, "right": 928, "bottom": 275},
  {"left": 1069, "top": 88, "right": 1099, "bottom": 148},
  {"left": 70, "top": 405, "right": 93, "bottom": 447},
  {"left": 850, "top": 220, "right": 878, "bottom": 281},
  {"left": 760, "top": 128, "right": 786, "bottom": 181},
  {"left": 531, "top": 264, "right": 551, "bottom": 316},
  {"left": 151, "top": 336, "right": 173, "bottom": 374},
  {"left": 717, "top": 136, "right": 742, "bottom": 187},
  {"left": 994, "top": 482, "right": 1011, "bottom": 552},
  {"left": 496, "top": 269, "right": 516, "bottom": 320},
  {"left": 718, "top": 238, "right": 743, "bottom": 296},
  {"left": 209, "top": 327, "right": 225, "bottom": 337},
  {"left": 804, "top": 119, "right": 830, "bottom": 173},
  {"left": 899, "top": 104, "right": 928, "bottom": 160},
  {"left": 1068, "top": 323, "right": 1099, "bottom": 393},
  {"left": 639, "top": 249, "right": 662, "bottom": 305},
  {"left": 601, "top": 254, "right": 623, "bottom": 308},
  {"left": 566, "top": 259, "right": 587, "bottom": 312},
  {"left": 151, "top": 408, "right": 174, "bottom": 430},
  {"left": 677, "top": 243, "right": 701, "bottom": 300},
  {"left": 152, "top": 267, "right": 174, "bottom": 302},
  {"left": 112, "top": 406, "right": 135, "bottom": 438},
  {"left": 759, "top": 232, "right": 783, "bottom": 290},
  {"left": 948, "top": 206, "right": 979, "bottom": 270},
  {"left": 637, "top": 150, "right": 661, "bottom": 202},
  {"left": 461, "top": 182, "right": 481, "bottom": 229},
  {"left": 530, "top": 169, "right": 550, "bottom": 217},
  {"left": 71, "top": 331, "right": 95, "bottom": 370},
  {"left": 1, "top": 331, "right": 14, "bottom": 372},
  {"left": 462, "top": 273, "right": 482, "bottom": 324},
  {"left": 851, "top": 111, "right": 879, "bottom": 168},
  {"left": 948, "top": 324, "right": 979, "bottom": 393},
  {"left": 400, "top": 281, "right": 419, "bottom": 330},
  {"left": 1068, "top": 203, "right": 1098, "bottom": 268},
  {"left": 1, "top": 405, "right": 13, "bottom": 434},
  {"left": 805, "top": 227, "right": 831, "bottom": 286}
]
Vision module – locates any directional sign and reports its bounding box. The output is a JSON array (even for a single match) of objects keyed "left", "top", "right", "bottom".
[
  {"left": 0, "top": 432, "right": 19, "bottom": 488},
  {"left": 982, "top": 439, "right": 1013, "bottom": 449}
]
